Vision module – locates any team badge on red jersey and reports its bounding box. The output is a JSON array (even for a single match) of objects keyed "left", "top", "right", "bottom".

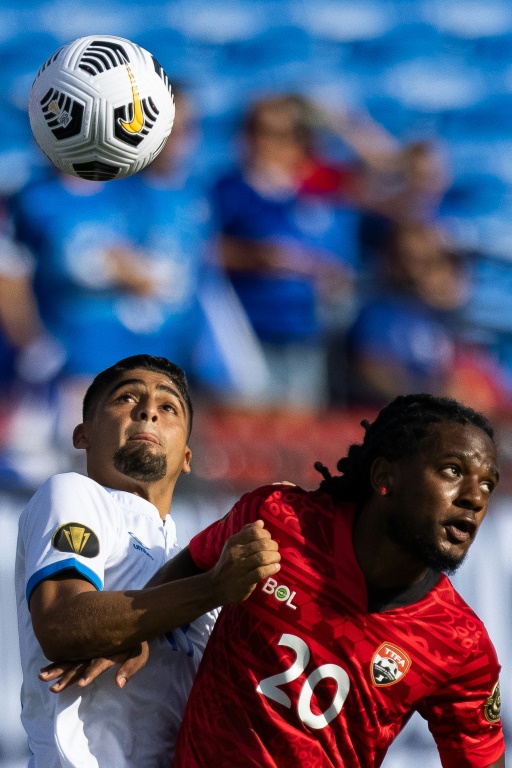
[
  {"left": 371, "top": 642, "right": 412, "bottom": 687},
  {"left": 484, "top": 680, "right": 501, "bottom": 723}
]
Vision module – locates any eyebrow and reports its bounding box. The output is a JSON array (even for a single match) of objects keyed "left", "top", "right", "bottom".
[
  {"left": 438, "top": 451, "right": 500, "bottom": 481},
  {"left": 108, "top": 378, "right": 187, "bottom": 416}
]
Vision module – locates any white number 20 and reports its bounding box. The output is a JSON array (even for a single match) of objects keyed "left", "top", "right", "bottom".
[{"left": 256, "top": 633, "right": 350, "bottom": 729}]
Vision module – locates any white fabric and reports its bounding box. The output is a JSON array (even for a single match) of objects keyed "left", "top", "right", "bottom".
[{"left": 15, "top": 472, "right": 216, "bottom": 768}]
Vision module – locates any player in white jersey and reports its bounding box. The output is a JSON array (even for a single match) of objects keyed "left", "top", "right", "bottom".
[{"left": 15, "top": 354, "right": 281, "bottom": 768}]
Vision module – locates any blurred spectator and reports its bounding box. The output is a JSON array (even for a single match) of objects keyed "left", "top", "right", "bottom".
[
  {"left": 11, "top": 86, "right": 214, "bottom": 379},
  {"left": 355, "top": 138, "right": 452, "bottom": 270},
  {"left": 342, "top": 222, "right": 509, "bottom": 414},
  {"left": 212, "top": 93, "right": 359, "bottom": 409},
  {"left": 0, "top": 219, "right": 66, "bottom": 487},
  {"left": 292, "top": 106, "right": 451, "bottom": 262},
  {"left": 12, "top": 170, "right": 140, "bottom": 378},
  {"left": 358, "top": 138, "right": 451, "bottom": 223},
  {"left": 112, "top": 86, "right": 213, "bottom": 377},
  {"left": 0, "top": 227, "right": 64, "bottom": 391}
]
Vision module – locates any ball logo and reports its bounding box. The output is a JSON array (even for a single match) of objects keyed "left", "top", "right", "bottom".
[
  {"left": 119, "top": 66, "right": 144, "bottom": 134},
  {"left": 114, "top": 68, "right": 160, "bottom": 147},
  {"left": 48, "top": 99, "right": 72, "bottom": 127},
  {"left": 262, "top": 577, "right": 297, "bottom": 609},
  {"left": 371, "top": 642, "right": 412, "bottom": 687},
  {"left": 40, "top": 88, "right": 84, "bottom": 140}
]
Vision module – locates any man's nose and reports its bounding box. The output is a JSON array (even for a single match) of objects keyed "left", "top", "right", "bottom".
[
  {"left": 136, "top": 401, "right": 158, "bottom": 422},
  {"left": 456, "top": 476, "right": 485, "bottom": 512}
]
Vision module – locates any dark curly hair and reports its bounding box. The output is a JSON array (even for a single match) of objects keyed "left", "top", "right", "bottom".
[{"left": 315, "top": 393, "right": 494, "bottom": 508}]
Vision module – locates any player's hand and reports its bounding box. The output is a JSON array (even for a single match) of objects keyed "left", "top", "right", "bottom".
[
  {"left": 39, "top": 642, "right": 149, "bottom": 692},
  {"left": 209, "top": 520, "right": 280, "bottom": 605}
]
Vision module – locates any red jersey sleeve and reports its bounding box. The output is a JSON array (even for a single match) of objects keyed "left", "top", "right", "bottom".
[
  {"left": 417, "top": 629, "right": 504, "bottom": 768},
  {"left": 188, "top": 487, "right": 272, "bottom": 571}
]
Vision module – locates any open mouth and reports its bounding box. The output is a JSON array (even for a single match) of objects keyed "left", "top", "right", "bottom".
[{"left": 444, "top": 518, "right": 475, "bottom": 544}]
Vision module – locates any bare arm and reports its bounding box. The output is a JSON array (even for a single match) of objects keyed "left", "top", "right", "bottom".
[
  {"left": 486, "top": 756, "right": 505, "bottom": 768},
  {"left": 31, "top": 521, "right": 280, "bottom": 662},
  {"left": 0, "top": 272, "right": 42, "bottom": 347},
  {"left": 219, "top": 235, "right": 354, "bottom": 295},
  {"left": 145, "top": 546, "right": 204, "bottom": 588}
]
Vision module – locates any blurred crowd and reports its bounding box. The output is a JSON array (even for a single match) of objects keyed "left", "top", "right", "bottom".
[
  {"left": 3, "top": 7, "right": 512, "bottom": 768},
  {"left": 2, "top": 83, "right": 512, "bottom": 488}
]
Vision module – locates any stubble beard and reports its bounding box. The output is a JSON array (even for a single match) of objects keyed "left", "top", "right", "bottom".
[
  {"left": 386, "top": 515, "right": 466, "bottom": 575},
  {"left": 114, "top": 443, "right": 167, "bottom": 483}
]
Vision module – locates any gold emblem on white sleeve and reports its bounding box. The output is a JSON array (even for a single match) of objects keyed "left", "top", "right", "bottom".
[{"left": 52, "top": 522, "right": 100, "bottom": 558}]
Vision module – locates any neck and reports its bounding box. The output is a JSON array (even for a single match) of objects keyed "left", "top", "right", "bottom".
[
  {"left": 353, "top": 499, "right": 429, "bottom": 590},
  {"left": 88, "top": 467, "right": 175, "bottom": 520},
  {"left": 127, "top": 481, "right": 173, "bottom": 521}
]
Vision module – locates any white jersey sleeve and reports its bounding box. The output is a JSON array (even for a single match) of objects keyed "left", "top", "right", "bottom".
[{"left": 19, "top": 472, "right": 122, "bottom": 603}]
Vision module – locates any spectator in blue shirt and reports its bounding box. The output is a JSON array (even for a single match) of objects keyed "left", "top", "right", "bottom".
[{"left": 211, "top": 93, "right": 359, "bottom": 409}]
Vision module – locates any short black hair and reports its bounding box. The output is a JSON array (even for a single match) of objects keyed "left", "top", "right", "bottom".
[
  {"left": 82, "top": 355, "right": 193, "bottom": 436},
  {"left": 315, "top": 393, "right": 495, "bottom": 507}
]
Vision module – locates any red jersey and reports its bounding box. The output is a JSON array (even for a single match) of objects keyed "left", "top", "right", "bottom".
[{"left": 174, "top": 486, "right": 504, "bottom": 768}]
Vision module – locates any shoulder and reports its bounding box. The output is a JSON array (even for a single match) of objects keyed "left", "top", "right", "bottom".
[
  {"left": 21, "top": 473, "right": 111, "bottom": 523},
  {"left": 41, "top": 472, "right": 105, "bottom": 497},
  {"left": 432, "top": 575, "right": 494, "bottom": 654},
  {"left": 235, "top": 484, "right": 332, "bottom": 518}
]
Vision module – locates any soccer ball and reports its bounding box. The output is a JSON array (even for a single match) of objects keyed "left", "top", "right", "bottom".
[
  {"left": 374, "top": 657, "right": 399, "bottom": 684},
  {"left": 28, "top": 35, "right": 175, "bottom": 181}
]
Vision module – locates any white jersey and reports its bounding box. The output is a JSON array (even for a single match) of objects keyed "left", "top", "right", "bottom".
[{"left": 15, "top": 472, "right": 217, "bottom": 768}]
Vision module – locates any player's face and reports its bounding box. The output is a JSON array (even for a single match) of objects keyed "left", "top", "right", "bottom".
[
  {"left": 74, "top": 368, "right": 191, "bottom": 487},
  {"left": 385, "top": 423, "right": 499, "bottom": 572}
]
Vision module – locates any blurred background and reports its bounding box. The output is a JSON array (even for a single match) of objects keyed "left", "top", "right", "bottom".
[{"left": 2, "top": 0, "right": 512, "bottom": 765}]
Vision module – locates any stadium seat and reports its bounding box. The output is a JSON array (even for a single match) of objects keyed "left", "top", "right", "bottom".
[
  {"left": 425, "top": 0, "right": 512, "bottom": 40},
  {"left": 382, "top": 57, "right": 483, "bottom": 113},
  {"left": 441, "top": 172, "right": 507, "bottom": 218},
  {"left": 167, "top": 0, "right": 270, "bottom": 44},
  {"left": 295, "top": 1, "right": 395, "bottom": 42},
  {"left": 220, "top": 24, "right": 313, "bottom": 74},
  {"left": 345, "top": 22, "right": 442, "bottom": 73},
  {"left": 132, "top": 27, "right": 192, "bottom": 78},
  {"left": 441, "top": 93, "right": 512, "bottom": 141}
]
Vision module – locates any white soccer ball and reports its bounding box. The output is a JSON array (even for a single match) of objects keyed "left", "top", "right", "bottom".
[{"left": 28, "top": 35, "right": 175, "bottom": 181}]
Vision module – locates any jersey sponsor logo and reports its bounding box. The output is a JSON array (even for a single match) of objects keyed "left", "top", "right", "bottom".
[
  {"left": 370, "top": 642, "right": 412, "bottom": 687},
  {"left": 52, "top": 523, "right": 100, "bottom": 558},
  {"left": 261, "top": 577, "right": 298, "bottom": 609},
  {"left": 484, "top": 680, "right": 501, "bottom": 723},
  {"left": 128, "top": 531, "right": 155, "bottom": 560}
]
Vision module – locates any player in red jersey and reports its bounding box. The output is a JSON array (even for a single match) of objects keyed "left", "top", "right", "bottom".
[{"left": 171, "top": 394, "right": 504, "bottom": 768}]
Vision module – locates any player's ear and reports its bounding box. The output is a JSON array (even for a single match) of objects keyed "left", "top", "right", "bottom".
[
  {"left": 73, "top": 423, "right": 89, "bottom": 450},
  {"left": 181, "top": 446, "right": 192, "bottom": 475},
  {"left": 370, "top": 457, "right": 393, "bottom": 497}
]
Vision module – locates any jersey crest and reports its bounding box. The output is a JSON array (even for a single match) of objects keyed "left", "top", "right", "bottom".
[
  {"left": 484, "top": 680, "right": 501, "bottom": 723},
  {"left": 52, "top": 522, "right": 100, "bottom": 557},
  {"left": 370, "top": 642, "right": 412, "bottom": 687}
]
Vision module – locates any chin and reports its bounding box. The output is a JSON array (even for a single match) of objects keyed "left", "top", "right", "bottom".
[{"left": 425, "top": 541, "right": 467, "bottom": 574}]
